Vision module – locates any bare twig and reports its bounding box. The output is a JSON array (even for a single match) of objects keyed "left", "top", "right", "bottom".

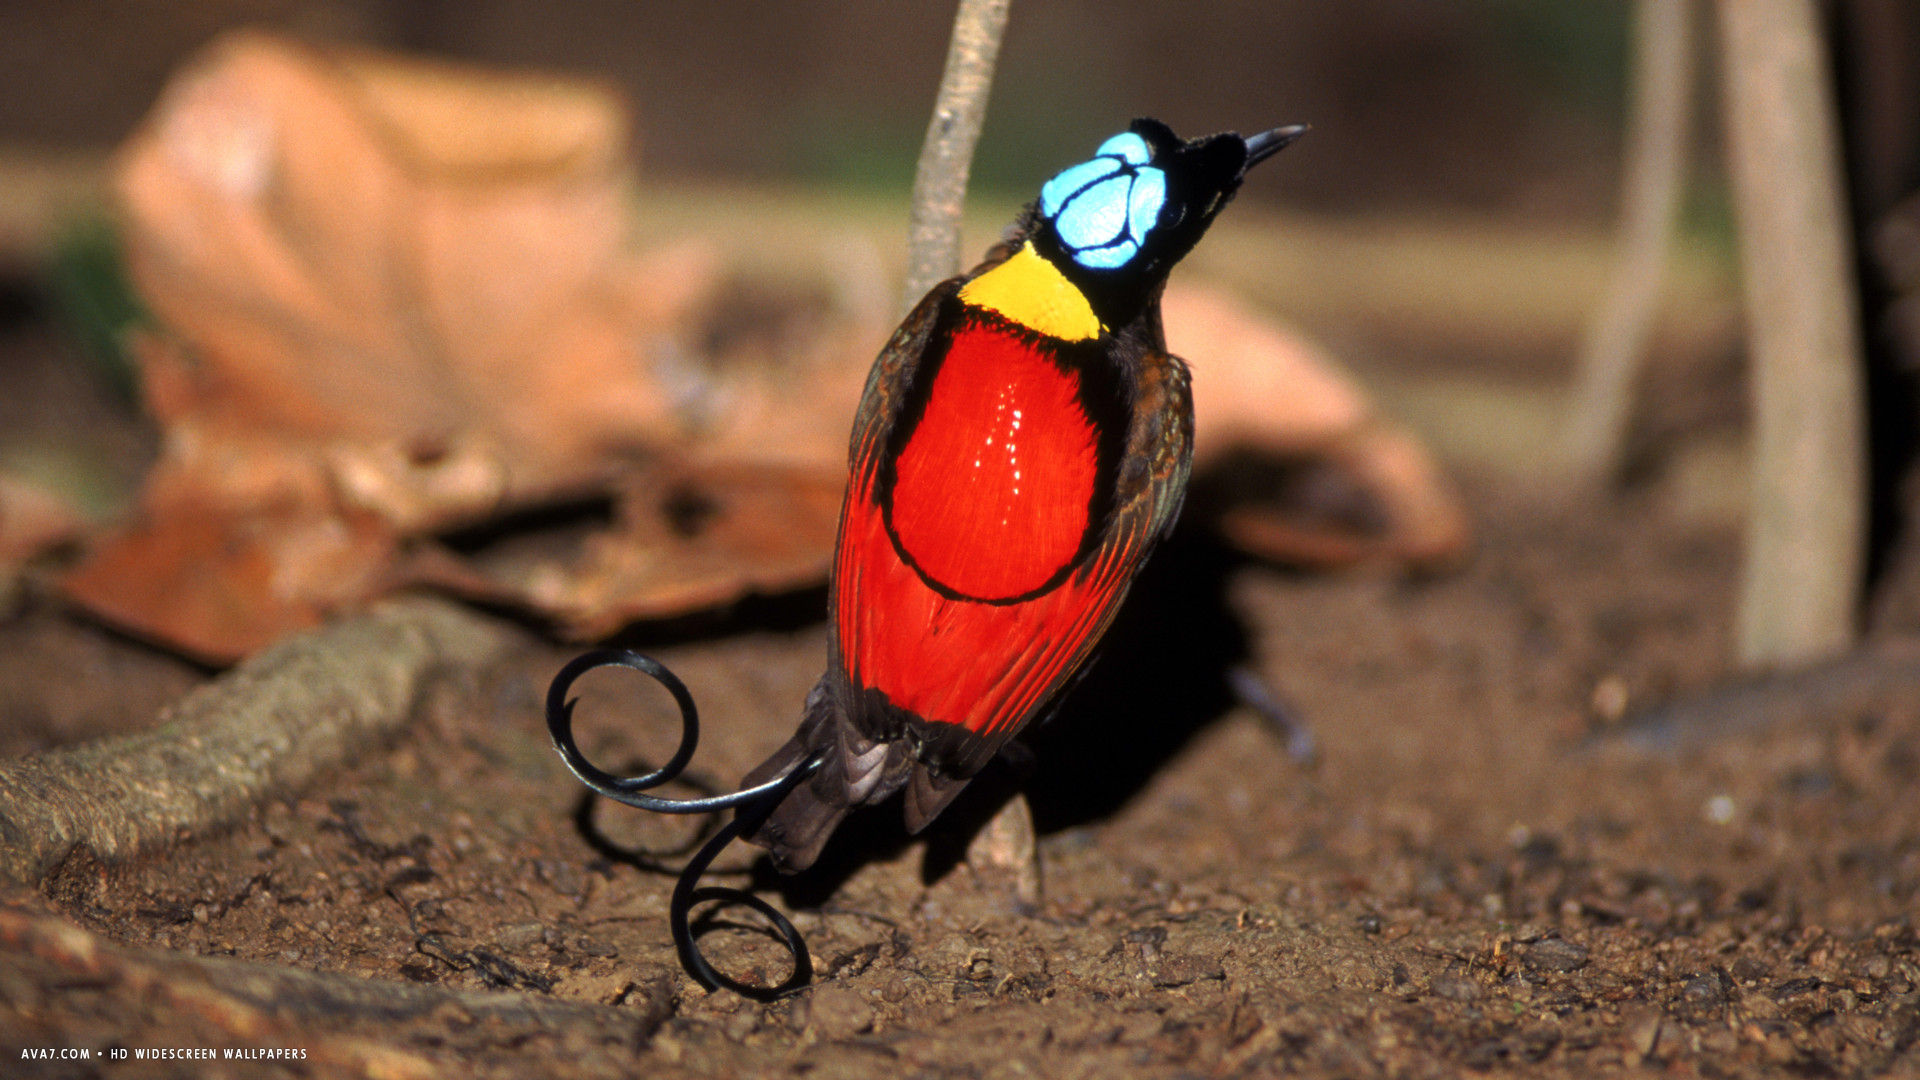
[
  {"left": 1716, "top": 0, "right": 1867, "bottom": 668},
  {"left": 0, "top": 598, "right": 511, "bottom": 885},
  {"left": 1563, "top": 0, "right": 1697, "bottom": 478},
  {"left": 902, "top": 0, "right": 1012, "bottom": 310}
]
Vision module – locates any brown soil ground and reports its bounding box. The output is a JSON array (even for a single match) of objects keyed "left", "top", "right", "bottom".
[{"left": 6, "top": 418, "right": 1920, "bottom": 1078}]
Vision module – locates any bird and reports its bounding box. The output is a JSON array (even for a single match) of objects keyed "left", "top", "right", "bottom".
[{"left": 739, "top": 118, "right": 1306, "bottom": 872}]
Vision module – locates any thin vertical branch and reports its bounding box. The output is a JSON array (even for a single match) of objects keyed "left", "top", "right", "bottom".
[
  {"left": 902, "top": 0, "right": 1012, "bottom": 312},
  {"left": 1564, "top": 0, "right": 1697, "bottom": 479},
  {"left": 1717, "top": 0, "right": 1867, "bottom": 668}
]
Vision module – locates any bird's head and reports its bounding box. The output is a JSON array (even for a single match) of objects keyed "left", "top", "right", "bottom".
[{"left": 1025, "top": 118, "right": 1305, "bottom": 327}]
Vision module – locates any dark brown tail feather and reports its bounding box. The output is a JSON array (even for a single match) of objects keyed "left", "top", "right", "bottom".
[
  {"left": 738, "top": 684, "right": 993, "bottom": 869},
  {"left": 739, "top": 681, "right": 915, "bottom": 873},
  {"left": 738, "top": 679, "right": 852, "bottom": 873},
  {"left": 903, "top": 764, "right": 969, "bottom": 834},
  {"left": 738, "top": 726, "right": 854, "bottom": 873}
]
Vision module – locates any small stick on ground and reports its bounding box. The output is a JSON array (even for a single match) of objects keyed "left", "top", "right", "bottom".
[
  {"left": 901, "top": 0, "right": 1012, "bottom": 311},
  {"left": 0, "top": 598, "right": 511, "bottom": 886}
]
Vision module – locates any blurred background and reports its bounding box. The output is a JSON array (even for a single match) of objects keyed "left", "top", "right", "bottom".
[{"left": 0, "top": 1, "right": 1633, "bottom": 214}]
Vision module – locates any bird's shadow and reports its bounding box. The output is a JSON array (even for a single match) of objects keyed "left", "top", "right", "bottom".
[{"left": 1018, "top": 523, "right": 1254, "bottom": 832}]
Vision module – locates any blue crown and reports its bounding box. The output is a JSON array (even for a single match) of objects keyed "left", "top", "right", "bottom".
[{"left": 1038, "top": 131, "right": 1168, "bottom": 271}]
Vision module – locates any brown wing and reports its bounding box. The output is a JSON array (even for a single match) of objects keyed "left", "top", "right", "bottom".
[{"left": 843, "top": 280, "right": 964, "bottom": 502}]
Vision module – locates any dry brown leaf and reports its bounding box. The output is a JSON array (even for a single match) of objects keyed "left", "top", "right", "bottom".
[
  {"left": 115, "top": 30, "right": 707, "bottom": 471},
  {"left": 64, "top": 33, "right": 730, "bottom": 660},
  {"left": 65, "top": 508, "right": 397, "bottom": 666},
  {"left": 1166, "top": 282, "right": 1470, "bottom": 570},
  {"left": 408, "top": 461, "right": 845, "bottom": 641}
]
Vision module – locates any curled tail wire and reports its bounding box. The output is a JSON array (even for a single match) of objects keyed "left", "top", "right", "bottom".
[{"left": 546, "top": 648, "right": 824, "bottom": 999}]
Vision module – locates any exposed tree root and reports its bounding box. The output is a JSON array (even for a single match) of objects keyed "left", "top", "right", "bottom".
[
  {"left": 0, "top": 901, "right": 671, "bottom": 1077},
  {"left": 0, "top": 598, "right": 512, "bottom": 886}
]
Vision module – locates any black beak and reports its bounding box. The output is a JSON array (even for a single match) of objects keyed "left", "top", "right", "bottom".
[{"left": 1244, "top": 124, "right": 1309, "bottom": 168}]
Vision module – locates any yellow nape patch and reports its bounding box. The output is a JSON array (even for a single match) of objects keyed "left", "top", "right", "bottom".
[{"left": 958, "top": 244, "right": 1102, "bottom": 341}]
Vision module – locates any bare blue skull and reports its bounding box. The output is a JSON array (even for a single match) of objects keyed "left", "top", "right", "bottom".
[{"left": 1039, "top": 132, "right": 1168, "bottom": 270}]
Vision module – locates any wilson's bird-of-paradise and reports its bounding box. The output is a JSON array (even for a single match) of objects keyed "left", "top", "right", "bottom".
[{"left": 546, "top": 117, "right": 1304, "bottom": 994}]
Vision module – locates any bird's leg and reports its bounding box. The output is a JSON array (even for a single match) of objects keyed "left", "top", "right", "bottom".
[{"left": 965, "top": 791, "right": 1043, "bottom": 910}]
